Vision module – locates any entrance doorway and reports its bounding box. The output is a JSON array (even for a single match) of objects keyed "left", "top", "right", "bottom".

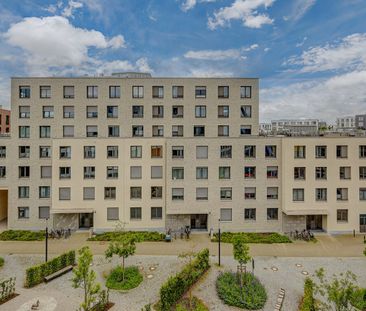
[
  {"left": 190, "top": 214, "right": 208, "bottom": 230},
  {"left": 306, "top": 215, "right": 323, "bottom": 230},
  {"left": 0, "top": 189, "right": 8, "bottom": 230},
  {"left": 360, "top": 214, "right": 366, "bottom": 233},
  {"left": 79, "top": 213, "right": 94, "bottom": 229}
]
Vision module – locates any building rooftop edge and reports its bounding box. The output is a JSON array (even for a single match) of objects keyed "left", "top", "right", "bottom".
[{"left": 10, "top": 76, "right": 260, "bottom": 80}]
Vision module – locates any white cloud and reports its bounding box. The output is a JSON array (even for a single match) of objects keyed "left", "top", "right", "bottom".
[
  {"left": 295, "top": 36, "right": 307, "bottom": 47},
  {"left": 181, "top": 0, "right": 217, "bottom": 12},
  {"left": 207, "top": 0, "right": 275, "bottom": 30},
  {"left": 264, "top": 47, "right": 270, "bottom": 52},
  {"left": 190, "top": 68, "right": 234, "bottom": 77},
  {"left": 62, "top": 0, "right": 83, "bottom": 18},
  {"left": 184, "top": 44, "right": 258, "bottom": 60},
  {"left": 283, "top": 0, "right": 316, "bottom": 22}
]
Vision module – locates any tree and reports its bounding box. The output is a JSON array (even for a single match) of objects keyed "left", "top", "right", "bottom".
[
  {"left": 105, "top": 238, "right": 136, "bottom": 281},
  {"left": 233, "top": 237, "right": 251, "bottom": 288},
  {"left": 72, "top": 246, "right": 101, "bottom": 311}
]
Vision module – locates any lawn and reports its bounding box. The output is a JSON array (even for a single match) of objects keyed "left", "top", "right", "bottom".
[{"left": 211, "top": 232, "right": 291, "bottom": 244}]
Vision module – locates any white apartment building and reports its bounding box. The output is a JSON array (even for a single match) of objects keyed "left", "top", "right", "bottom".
[
  {"left": 336, "top": 116, "right": 355, "bottom": 130},
  {"left": 271, "top": 119, "right": 323, "bottom": 136},
  {"left": 0, "top": 76, "right": 365, "bottom": 234}
]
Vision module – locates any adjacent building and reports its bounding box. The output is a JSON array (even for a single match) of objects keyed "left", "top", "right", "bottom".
[
  {"left": 0, "top": 106, "right": 10, "bottom": 135},
  {"left": 336, "top": 116, "right": 355, "bottom": 130},
  {"left": 271, "top": 119, "right": 325, "bottom": 136}
]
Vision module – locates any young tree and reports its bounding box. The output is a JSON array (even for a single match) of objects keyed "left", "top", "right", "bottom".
[
  {"left": 233, "top": 237, "right": 251, "bottom": 288},
  {"left": 72, "top": 246, "right": 101, "bottom": 311},
  {"left": 105, "top": 238, "right": 136, "bottom": 281}
]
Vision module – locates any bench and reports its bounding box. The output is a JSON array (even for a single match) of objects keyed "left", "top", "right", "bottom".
[
  {"left": 44, "top": 265, "right": 73, "bottom": 283},
  {"left": 274, "top": 288, "right": 285, "bottom": 311}
]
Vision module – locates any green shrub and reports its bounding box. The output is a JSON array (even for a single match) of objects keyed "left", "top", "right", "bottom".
[
  {"left": 25, "top": 250, "right": 75, "bottom": 287},
  {"left": 299, "top": 278, "right": 316, "bottom": 311},
  {"left": 106, "top": 266, "right": 143, "bottom": 290},
  {"left": 0, "top": 257, "right": 4, "bottom": 268},
  {"left": 88, "top": 231, "right": 165, "bottom": 242},
  {"left": 175, "top": 296, "right": 209, "bottom": 311},
  {"left": 351, "top": 288, "right": 366, "bottom": 310},
  {"left": 212, "top": 232, "right": 291, "bottom": 244},
  {"left": 216, "top": 272, "right": 267, "bottom": 310},
  {"left": 0, "top": 230, "right": 45, "bottom": 241},
  {"left": 159, "top": 248, "right": 210, "bottom": 311},
  {"left": 0, "top": 277, "right": 16, "bottom": 303}
]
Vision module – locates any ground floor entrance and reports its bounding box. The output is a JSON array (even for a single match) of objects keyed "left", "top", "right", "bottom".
[
  {"left": 306, "top": 215, "right": 323, "bottom": 230},
  {"left": 190, "top": 214, "right": 208, "bottom": 230},
  {"left": 360, "top": 214, "right": 366, "bottom": 233},
  {"left": 0, "top": 189, "right": 8, "bottom": 223},
  {"left": 79, "top": 213, "right": 94, "bottom": 229}
]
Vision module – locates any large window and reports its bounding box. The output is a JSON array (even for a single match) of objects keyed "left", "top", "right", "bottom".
[
  {"left": 152, "top": 125, "right": 164, "bottom": 137},
  {"left": 244, "top": 208, "right": 256, "bottom": 221},
  {"left": 63, "top": 106, "right": 74, "bottom": 118},
  {"left": 107, "top": 207, "right": 119, "bottom": 220},
  {"left": 19, "top": 146, "right": 30, "bottom": 158},
  {"left": 265, "top": 145, "right": 276, "bottom": 158},
  {"left": 87, "top": 86, "right": 98, "bottom": 98},
  {"left": 172, "top": 125, "right": 184, "bottom": 137},
  {"left": 130, "top": 146, "right": 142, "bottom": 158},
  {"left": 267, "top": 208, "right": 278, "bottom": 220},
  {"left": 19, "top": 106, "right": 30, "bottom": 118},
  {"left": 132, "top": 86, "right": 144, "bottom": 98},
  {"left": 195, "top": 106, "right": 206, "bottom": 118},
  {"left": 87, "top": 106, "right": 98, "bottom": 118},
  {"left": 196, "top": 167, "right": 208, "bottom": 179},
  {"left": 315, "top": 167, "right": 327, "bottom": 179},
  {"left": 172, "top": 86, "right": 184, "bottom": 98},
  {"left": 267, "top": 187, "right": 278, "bottom": 199},
  {"left": 172, "top": 106, "right": 184, "bottom": 118},
  {"left": 294, "top": 167, "right": 306, "bottom": 180},
  {"left": 218, "top": 125, "right": 229, "bottom": 137},
  {"left": 84, "top": 166, "right": 95, "bottom": 179},
  {"left": 151, "top": 207, "right": 162, "bottom": 219},
  {"left": 130, "top": 166, "right": 142, "bottom": 179},
  {"left": 240, "top": 125, "right": 252, "bottom": 135},
  {"left": 360, "top": 167, "right": 366, "bottom": 179},
  {"left": 63, "top": 86, "right": 74, "bottom": 99},
  {"left": 59, "top": 187, "right": 71, "bottom": 200},
  {"left": 18, "top": 186, "right": 29, "bottom": 198},
  {"left": 42, "top": 106, "right": 54, "bottom": 118},
  {"left": 83, "top": 187, "right": 95, "bottom": 200},
  {"left": 109, "top": 86, "right": 120, "bottom": 98},
  {"left": 18, "top": 207, "right": 29, "bottom": 219},
  {"left": 315, "top": 188, "right": 327, "bottom": 201},
  {"left": 130, "top": 207, "right": 142, "bottom": 220},
  {"left": 315, "top": 146, "right": 327, "bottom": 158},
  {"left": 130, "top": 187, "right": 142, "bottom": 199},
  {"left": 132, "top": 125, "right": 144, "bottom": 137},
  {"left": 59, "top": 167, "right": 71, "bottom": 179},
  {"left": 218, "top": 106, "right": 229, "bottom": 118},
  {"left": 336, "top": 145, "right": 348, "bottom": 158},
  {"left": 244, "top": 166, "right": 256, "bottom": 179},
  {"left": 240, "top": 86, "right": 251, "bottom": 98},
  {"left": 294, "top": 146, "right": 306, "bottom": 159},
  {"left": 152, "top": 105, "right": 164, "bottom": 118},
  {"left": 107, "top": 106, "right": 118, "bottom": 118},
  {"left": 195, "top": 86, "right": 206, "bottom": 98},
  {"left": 106, "top": 166, "right": 118, "bottom": 179},
  {"left": 84, "top": 146, "right": 96, "bottom": 159},
  {"left": 152, "top": 86, "right": 164, "bottom": 98},
  {"left": 19, "top": 166, "right": 30, "bottom": 178},
  {"left": 267, "top": 166, "right": 278, "bottom": 178},
  {"left": 219, "top": 167, "right": 230, "bottom": 179},
  {"left": 360, "top": 145, "right": 366, "bottom": 158},
  {"left": 105, "top": 187, "right": 116, "bottom": 199},
  {"left": 172, "top": 188, "right": 184, "bottom": 200},
  {"left": 220, "top": 145, "right": 232, "bottom": 158},
  {"left": 151, "top": 146, "right": 163, "bottom": 158},
  {"left": 196, "top": 146, "right": 208, "bottom": 159},
  {"left": 151, "top": 166, "right": 163, "bottom": 179},
  {"left": 220, "top": 187, "right": 232, "bottom": 200},
  {"left": 194, "top": 126, "right": 205, "bottom": 137},
  {"left": 19, "top": 86, "right": 30, "bottom": 98},
  {"left": 220, "top": 208, "right": 232, "bottom": 221},
  {"left": 244, "top": 187, "right": 256, "bottom": 199},
  {"left": 40, "top": 126, "right": 51, "bottom": 138},
  {"left": 172, "top": 167, "right": 184, "bottom": 180},
  {"left": 336, "top": 188, "right": 348, "bottom": 201},
  {"left": 60, "top": 146, "right": 71, "bottom": 159},
  {"left": 340, "top": 167, "right": 351, "bottom": 180},
  {"left": 244, "top": 145, "right": 256, "bottom": 158},
  {"left": 293, "top": 188, "right": 304, "bottom": 201},
  {"left": 132, "top": 105, "right": 144, "bottom": 118},
  {"left": 240, "top": 105, "right": 252, "bottom": 118},
  {"left": 337, "top": 209, "right": 348, "bottom": 222},
  {"left": 151, "top": 186, "right": 163, "bottom": 199},
  {"left": 218, "top": 86, "right": 229, "bottom": 98},
  {"left": 19, "top": 126, "right": 30, "bottom": 138},
  {"left": 172, "top": 146, "right": 184, "bottom": 159},
  {"left": 196, "top": 188, "right": 208, "bottom": 200},
  {"left": 108, "top": 125, "right": 120, "bottom": 137},
  {"left": 86, "top": 126, "right": 98, "bottom": 137},
  {"left": 107, "top": 146, "right": 118, "bottom": 158},
  {"left": 40, "top": 86, "right": 51, "bottom": 98}
]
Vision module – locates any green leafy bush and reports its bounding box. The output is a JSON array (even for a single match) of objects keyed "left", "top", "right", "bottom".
[
  {"left": 0, "top": 230, "right": 45, "bottom": 241},
  {"left": 159, "top": 248, "right": 210, "bottom": 311},
  {"left": 299, "top": 278, "right": 316, "bottom": 311},
  {"left": 176, "top": 296, "right": 209, "bottom": 311},
  {"left": 216, "top": 272, "right": 267, "bottom": 310},
  {"left": 88, "top": 231, "right": 165, "bottom": 242},
  {"left": 212, "top": 232, "right": 291, "bottom": 244},
  {"left": 106, "top": 266, "right": 142, "bottom": 290},
  {"left": 351, "top": 288, "right": 366, "bottom": 310},
  {"left": 0, "top": 277, "right": 16, "bottom": 303},
  {"left": 0, "top": 257, "right": 4, "bottom": 268},
  {"left": 25, "top": 250, "right": 75, "bottom": 287}
]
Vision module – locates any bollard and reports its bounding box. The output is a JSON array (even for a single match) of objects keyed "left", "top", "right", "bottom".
[{"left": 353, "top": 229, "right": 355, "bottom": 237}]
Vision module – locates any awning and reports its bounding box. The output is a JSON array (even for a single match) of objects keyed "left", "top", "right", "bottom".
[{"left": 51, "top": 208, "right": 95, "bottom": 214}]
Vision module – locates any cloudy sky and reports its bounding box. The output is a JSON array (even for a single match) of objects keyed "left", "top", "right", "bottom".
[{"left": 0, "top": 0, "right": 366, "bottom": 122}]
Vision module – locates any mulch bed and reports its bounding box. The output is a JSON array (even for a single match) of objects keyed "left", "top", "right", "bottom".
[{"left": 0, "top": 293, "right": 20, "bottom": 305}]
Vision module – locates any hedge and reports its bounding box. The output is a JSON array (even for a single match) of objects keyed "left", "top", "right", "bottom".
[
  {"left": 0, "top": 230, "right": 45, "bottom": 241},
  {"left": 25, "top": 250, "right": 75, "bottom": 288},
  {"left": 159, "top": 248, "right": 210, "bottom": 311},
  {"left": 88, "top": 231, "right": 165, "bottom": 242},
  {"left": 212, "top": 232, "right": 291, "bottom": 244},
  {"left": 299, "top": 278, "right": 316, "bottom": 311}
]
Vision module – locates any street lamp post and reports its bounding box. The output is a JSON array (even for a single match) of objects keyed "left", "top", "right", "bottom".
[
  {"left": 45, "top": 217, "right": 49, "bottom": 262},
  {"left": 218, "top": 218, "right": 221, "bottom": 267}
]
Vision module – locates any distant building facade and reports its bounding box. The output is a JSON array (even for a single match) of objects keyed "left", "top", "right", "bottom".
[
  {"left": 355, "top": 114, "right": 366, "bottom": 130},
  {"left": 336, "top": 116, "right": 355, "bottom": 130},
  {"left": 271, "top": 119, "right": 324, "bottom": 136},
  {"left": 0, "top": 107, "right": 10, "bottom": 135}
]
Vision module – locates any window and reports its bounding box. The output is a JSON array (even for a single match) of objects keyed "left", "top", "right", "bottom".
[
  {"left": 196, "top": 188, "right": 208, "bottom": 200},
  {"left": 39, "top": 206, "right": 50, "bottom": 219},
  {"left": 267, "top": 166, "right": 278, "bottom": 178},
  {"left": 63, "top": 86, "right": 74, "bottom": 99},
  {"left": 240, "top": 106, "right": 252, "bottom": 118},
  {"left": 360, "top": 167, "right": 366, "bottom": 179},
  {"left": 194, "top": 126, "right": 205, "bottom": 136},
  {"left": 196, "top": 146, "right": 208, "bottom": 159},
  {"left": 172, "top": 125, "right": 184, "bottom": 137},
  {"left": 218, "top": 106, "right": 229, "bottom": 118},
  {"left": 244, "top": 145, "right": 256, "bottom": 158},
  {"left": 19, "top": 86, "right": 30, "bottom": 98},
  {"left": 130, "top": 146, "right": 142, "bottom": 158},
  {"left": 0, "top": 146, "right": 5, "bottom": 158},
  {"left": 195, "top": 86, "right": 206, "bottom": 98},
  {"left": 336, "top": 145, "right": 348, "bottom": 158},
  {"left": 340, "top": 167, "right": 351, "bottom": 180},
  {"left": 195, "top": 106, "right": 206, "bottom": 118},
  {"left": 63, "top": 106, "right": 74, "bottom": 118},
  {"left": 240, "top": 125, "right": 252, "bottom": 135},
  {"left": 83, "top": 187, "right": 95, "bottom": 200},
  {"left": 107, "top": 106, "right": 118, "bottom": 118},
  {"left": 86, "top": 125, "right": 98, "bottom": 137},
  {"left": 218, "top": 125, "right": 229, "bottom": 137},
  {"left": 240, "top": 86, "right": 251, "bottom": 98},
  {"left": 151, "top": 186, "right": 163, "bottom": 199},
  {"left": 87, "top": 106, "right": 98, "bottom": 118},
  {"left": 152, "top": 125, "right": 164, "bottom": 137},
  {"left": 107, "top": 146, "right": 118, "bottom": 158},
  {"left": 60, "top": 146, "right": 71, "bottom": 159},
  {"left": 337, "top": 209, "right": 348, "bottom": 222},
  {"left": 107, "top": 207, "right": 119, "bottom": 220},
  {"left": 218, "top": 86, "right": 229, "bottom": 98},
  {"left": 148, "top": 207, "right": 162, "bottom": 221},
  {"left": 109, "top": 86, "right": 120, "bottom": 98},
  {"left": 267, "top": 208, "right": 278, "bottom": 220},
  {"left": 18, "top": 207, "right": 29, "bottom": 219},
  {"left": 132, "top": 86, "right": 144, "bottom": 98},
  {"left": 220, "top": 187, "right": 232, "bottom": 200},
  {"left": 84, "top": 146, "right": 96, "bottom": 158},
  {"left": 84, "top": 166, "right": 95, "bottom": 179},
  {"left": 19, "top": 106, "right": 30, "bottom": 118},
  {"left": 130, "top": 207, "right": 142, "bottom": 220},
  {"left": 39, "top": 186, "right": 50, "bottom": 198},
  {"left": 220, "top": 146, "right": 232, "bottom": 158},
  {"left": 219, "top": 167, "right": 230, "bottom": 179},
  {"left": 59, "top": 187, "right": 71, "bottom": 200},
  {"left": 87, "top": 86, "right": 98, "bottom": 98},
  {"left": 172, "top": 146, "right": 184, "bottom": 159},
  {"left": 315, "top": 188, "right": 327, "bottom": 201},
  {"left": 19, "top": 126, "right": 30, "bottom": 138},
  {"left": 19, "top": 146, "right": 30, "bottom": 158},
  {"left": 360, "top": 146, "right": 366, "bottom": 158},
  {"left": 0, "top": 166, "right": 6, "bottom": 178},
  {"left": 196, "top": 167, "right": 208, "bottom": 179},
  {"left": 294, "top": 146, "right": 306, "bottom": 159},
  {"left": 267, "top": 187, "right": 278, "bottom": 199},
  {"left": 40, "top": 86, "right": 51, "bottom": 98},
  {"left": 151, "top": 166, "right": 163, "bottom": 179},
  {"left": 18, "top": 186, "right": 29, "bottom": 198},
  {"left": 220, "top": 208, "right": 232, "bottom": 221},
  {"left": 172, "top": 86, "right": 184, "bottom": 98},
  {"left": 172, "top": 188, "right": 184, "bottom": 200},
  {"left": 108, "top": 125, "right": 120, "bottom": 137},
  {"left": 130, "top": 187, "right": 142, "bottom": 199},
  {"left": 107, "top": 166, "right": 118, "bottom": 179},
  {"left": 265, "top": 145, "right": 276, "bottom": 158},
  {"left": 132, "top": 125, "right": 144, "bottom": 137},
  {"left": 337, "top": 188, "right": 348, "bottom": 201},
  {"left": 152, "top": 86, "right": 164, "bottom": 98},
  {"left": 105, "top": 187, "right": 116, "bottom": 199},
  {"left": 63, "top": 126, "right": 74, "bottom": 137},
  {"left": 244, "top": 166, "right": 256, "bottom": 179},
  {"left": 244, "top": 208, "right": 256, "bottom": 221},
  {"left": 315, "top": 167, "right": 327, "bottom": 180},
  {"left": 360, "top": 188, "right": 366, "bottom": 200},
  {"left": 40, "top": 126, "right": 51, "bottom": 138},
  {"left": 294, "top": 167, "right": 306, "bottom": 180},
  {"left": 315, "top": 146, "right": 327, "bottom": 158},
  {"left": 130, "top": 166, "right": 142, "bottom": 179},
  {"left": 293, "top": 188, "right": 304, "bottom": 201},
  {"left": 59, "top": 167, "right": 71, "bottom": 179},
  {"left": 151, "top": 146, "right": 163, "bottom": 158},
  {"left": 152, "top": 105, "right": 164, "bottom": 118},
  {"left": 40, "top": 166, "right": 52, "bottom": 178},
  {"left": 172, "top": 106, "right": 184, "bottom": 118},
  {"left": 132, "top": 105, "right": 144, "bottom": 118},
  {"left": 19, "top": 166, "right": 30, "bottom": 178},
  {"left": 244, "top": 187, "right": 256, "bottom": 199},
  {"left": 172, "top": 167, "right": 184, "bottom": 180}
]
